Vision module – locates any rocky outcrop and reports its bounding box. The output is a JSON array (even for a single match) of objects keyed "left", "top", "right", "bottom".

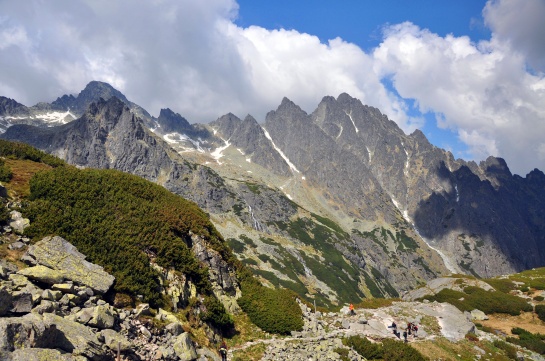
[
  {"left": 0, "top": 236, "right": 210, "bottom": 361},
  {"left": 23, "top": 236, "right": 115, "bottom": 294}
]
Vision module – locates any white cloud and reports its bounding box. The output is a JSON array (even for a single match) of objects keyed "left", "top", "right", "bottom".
[
  {"left": 483, "top": 0, "right": 545, "bottom": 72},
  {"left": 373, "top": 20, "right": 545, "bottom": 175},
  {"left": 0, "top": 0, "right": 544, "bottom": 175}
]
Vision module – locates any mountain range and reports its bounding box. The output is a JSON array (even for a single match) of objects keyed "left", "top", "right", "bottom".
[{"left": 1, "top": 81, "right": 544, "bottom": 307}]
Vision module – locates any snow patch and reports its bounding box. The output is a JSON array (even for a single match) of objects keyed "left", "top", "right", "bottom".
[
  {"left": 366, "top": 146, "right": 372, "bottom": 162},
  {"left": 163, "top": 132, "right": 205, "bottom": 152},
  {"left": 35, "top": 110, "right": 76, "bottom": 124},
  {"left": 211, "top": 140, "right": 230, "bottom": 164},
  {"left": 336, "top": 124, "right": 343, "bottom": 139},
  {"left": 455, "top": 184, "right": 460, "bottom": 203},
  {"left": 401, "top": 141, "right": 410, "bottom": 177},
  {"left": 345, "top": 111, "right": 359, "bottom": 133},
  {"left": 262, "top": 127, "right": 301, "bottom": 174},
  {"left": 237, "top": 148, "right": 245, "bottom": 155},
  {"left": 246, "top": 157, "right": 251, "bottom": 163}
]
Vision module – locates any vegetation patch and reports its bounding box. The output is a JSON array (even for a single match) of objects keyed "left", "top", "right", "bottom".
[
  {"left": 237, "top": 279, "right": 303, "bottom": 335},
  {"left": 507, "top": 327, "right": 545, "bottom": 355},
  {"left": 536, "top": 305, "right": 545, "bottom": 323},
  {"left": 420, "top": 286, "right": 533, "bottom": 316},
  {"left": 343, "top": 335, "right": 428, "bottom": 360},
  {"left": 24, "top": 166, "right": 234, "bottom": 313}
]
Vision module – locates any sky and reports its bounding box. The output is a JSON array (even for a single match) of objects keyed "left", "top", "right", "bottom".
[{"left": 0, "top": 1, "right": 545, "bottom": 176}]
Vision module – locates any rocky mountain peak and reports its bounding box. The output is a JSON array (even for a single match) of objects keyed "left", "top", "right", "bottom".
[
  {"left": 157, "top": 108, "right": 192, "bottom": 134},
  {"left": 0, "top": 96, "right": 29, "bottom": 117}
]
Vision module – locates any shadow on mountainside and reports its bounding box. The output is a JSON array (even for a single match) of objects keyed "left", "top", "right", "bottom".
[{"left": 412, "top": 161, "right": 545, "bottom": 275}]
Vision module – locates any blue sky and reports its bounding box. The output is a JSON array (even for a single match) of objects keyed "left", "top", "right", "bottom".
[{"left": 0, "top": 0, "right": 544, "bottom": 175}]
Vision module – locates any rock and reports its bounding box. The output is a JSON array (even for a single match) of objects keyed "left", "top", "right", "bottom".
[
  {"left": 9, "top": 210, "right": 30, "bottom": 233},
  {"left": 470, "top": 309, "right": 489, "bottom": 321},
  {"left": 32, "top": 299, "right": 59, "bottom": 315},
  {"left": 100, "top": 329, "right": 131, "bottom": 352},
  {"left": 18, "top": 265, "right": 65, "bottom": 285},
  {"left": 52, "top": 283, "right": 76, "bottom": 294},
  {"left": 42, "top": 313, "right": 107, "bottom": 360},
  {"left": 173, "top": 332, "right": 198, "bottom": 361},
  {"left": 9, "top": 347, "right": 84, "bottom": 360},
  {"left": 0, "top": 287, "right": 12, "bottom": 316},
  {"left": 165, "top": 321, "right": 184, "bottom": 336},
  {"left": 157, "top": 308, "right": 179, "bottom": 324},
  {"left": 24, "top": 236, "right": 115, "bottom": 294},
  {"left": 88, "top": 305, "right": 116, "bottom": 329},
  {"left": 341, "top": 319, "right": 350, "bottom": 329},
  {"left": 74, "top": 307, "right": 94, "bottom": 325},
  {"left": 42, "top": 289, "right": 62, "bottom": 301},
  {"left": 134, "top": 303, "right": 151, "bottom": 317},
  {"left": 0, "top": 265, "right": 8, "bottom": 279},
  {"left": 10, "top": 292, "right": 33, "bottom": 313},
  {"left": 8, "top": 241, "right": 25, "bottom": 250},
  {"left": 8, "top": 274, "right": 29, "bottom": 289}
]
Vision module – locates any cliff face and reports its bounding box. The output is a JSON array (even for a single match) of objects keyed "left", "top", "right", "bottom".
[{"left": 2, "top": 81, "right": 544, "bottom": 305}]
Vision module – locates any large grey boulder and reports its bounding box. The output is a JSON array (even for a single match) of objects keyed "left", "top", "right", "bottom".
[
  {"left": 18, "top": 265, "right": 65, "bottom": 285},
  {"left": 100, "top": 329, "right": 131, "bottom": 352},
  {"left": 173, "top": 332, "right": 198, "bottom": 361},
  {"left": 87, "top": 305, "right": 116, "bottom": 329},
  {"left": 9, "top": 211, "right": 30, "bottom": 233},
  {"left": 0, "top": 287, "right": 12, "bottom": 316},
  {"left": 23, "top": 236, "right": 115, "bottom": 294},
  {"left": 10, "top": 348, "right": 85, "bottom": 360}
]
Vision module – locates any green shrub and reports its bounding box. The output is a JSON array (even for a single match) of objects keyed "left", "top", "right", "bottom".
[
  {"left": 534, "top": 296, "right": 544, "bottom": 302},
  {"left": 508, "top": 328, "right": 545, "bottom": 354},
  {"left": 334, "top": 348, "right": 350, "bottom": 361},
  {"left": 382, "top": 339, "right": 429, "bottom": 361},
  {"left": 237, "top": 280, "right": 303, "bottom": 335},
  {"left": 23, "top": 167, "right": 235, "bottom": 310},
  {"left": 421, "top": 287, "right": 532, "bottom": 316},
  {"left": 520, "top": 286, "right": 530, "bottom": 292},
  {"left": 536, "top": 305, "right": 545, "bottom": 322},
  {"left": 0, "top": 158, "right": 12, "bottom": 182},
  {"left": 343, "top": 335, "right": 382, "bottom": 360},
  {"left": 0, "top": 139, "right": 65, "bottom": 167},
  {"left": 493, "top": 340, "right": 518, "bottom": 360},
  {"left": 343, "top": 336, "right": 428, "bottom": 361},
  {"left": 201, "top": 295, "right": 234, "bottom": 332}
]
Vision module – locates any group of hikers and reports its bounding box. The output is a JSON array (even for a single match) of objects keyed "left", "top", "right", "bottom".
[
  {"left": 349, "top": 304, "right": 419, "bottom": 343},
  {"left": 389, "top": 321, "right": 419, "bottom": 342}
]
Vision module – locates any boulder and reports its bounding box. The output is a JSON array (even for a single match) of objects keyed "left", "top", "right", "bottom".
[
  {"left": 10, "top": 292, "right": 33, "bottom": 313},
  {"left": 24, "top": 236, "right": 115, "bottom": 294},
  {"left": 0, "top": 287, "right": 12, "bottom": 316},
  {"left": 87, "top": 305, "right": 116, "bottom": 329},
  {"left": 173, "top": 332, "right": 198, "bottom": 361},
  {"left": 9, "top": 211, "right": 30, "bottom": 233},
  {"left": 18, "top": 265, "right": 65, "bottom": 285},
  {"left": 470, "top": 309, "right": 489, "bottom": 321},
  {"left": 100, "top": 329, "right": 131, "bottom": 352},
  {"left": 8, "top": 274, "right": 29, "bottom": 289},
  {"left": 9, "top": 347, "right": 84, "bottom": 360},
  {"left": 42, "top": 313, "right": 107, "bottom": 360},
  {"left": 52, "top": 283, "right": 76, "bottom": 294},
  {"left": 165, "top": 321, "right": 184, "bottom": 336}
]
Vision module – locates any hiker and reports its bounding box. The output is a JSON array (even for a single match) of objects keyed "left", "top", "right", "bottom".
[
  {"left": 349, "top": 303, "right": 355, "bottom": 315},
  {"left": 219, "top": 340, "right": 228, "bottom": 361},
  {"left": 407, "top": 322, "right": 413, "bottom": 336},
  {"left": 403, "top": 330, "right": 408, "bottom": 343},
  {"left": 412, "top": 323, "right": 418, "bottom": 338},
  {"left": 388, "top": 320, "right": 399, "bottom": 338}
]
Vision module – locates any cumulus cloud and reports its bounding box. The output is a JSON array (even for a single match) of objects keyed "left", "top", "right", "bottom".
[
  {"left": 483, "top": 0, "right": 545, "bottom": 72},
  {"left": 0, "top": 0, "right": 544, "bottom": 175},
  {"left": 373, "top": 20, "right": 545, "bottom": 175}
]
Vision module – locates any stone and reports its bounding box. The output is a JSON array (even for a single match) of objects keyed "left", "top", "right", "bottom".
[
  {"left": 165, "top": 321, "right": 184, "bottom": 336},
  {"left": 341, "top": 319, "right": 350, "bottom": 329},
  {"left": 18, "top": 265, "right": 65, "bottom": 285},
  {"left": 42, "top": 289, "right": 61, "bottom": 301},
  {"left": 24, "top": 236, "right": 115, "bottom": 294},
  {"left": 52, "top": 283, "right": 76, "bottom": 294},
  {"left": 10, "top": 291, "right": 33, "bottom": 313},
  {"left": 157, "top": 308, "right": 179, "bottom": 324},
  {"left": 135, "top": 303, "right": 151, "bottom": 317},
  {"left": 9, "top": 210, "right": 30, "bottom": 233},
  {"left": 470, "top": 309, "right": 489, "bottom": 321},
  {"left": 74, "top": 308, "right": 94, "bottom": 325},
  {"left": 32, "top": 300, "right": 59, "bottom": 315},
  {"left": 173, "top": 332, "right": 198, "bottom": 361},
  {"left": 0, "top": 287, "right": 12, "bottom": 316},
  {"left": 100, "top": 329, "right": 132, "bottom": 352},
  {"left": 8, "top": 241, "right": 25, "bottom": 250},
  {"left": 88, "top": 305, "right": 116, "bottom": 329},
  {"left": 8, "top": 274, "right": 29, "bottom": 289},
  {"left": 9, "top": 347, "right": 81, "bottom": 360}
]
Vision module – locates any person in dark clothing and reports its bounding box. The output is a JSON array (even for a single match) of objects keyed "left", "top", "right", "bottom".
[{"left": 219, "top": 341, "right": 228, "bottom": 361}]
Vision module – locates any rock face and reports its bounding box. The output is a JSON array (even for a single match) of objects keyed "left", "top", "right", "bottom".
[{"left": 23, "top": 236, "right": 115, "bottom": 294}]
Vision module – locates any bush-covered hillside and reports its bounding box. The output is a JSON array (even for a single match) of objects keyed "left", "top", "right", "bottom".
[{"left": 24, "top": 166, "right": 233, "bottom": 307}]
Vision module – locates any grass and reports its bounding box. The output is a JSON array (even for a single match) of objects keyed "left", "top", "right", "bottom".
[
  {"left": 4, "top": 159, "right": 52, "bottom": 199},
  {"left": 412, "top": 337, "right": 513, "bottom": 361},
  {"left": 231, "top": 343, "right": 267, "bottom": 361}
]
